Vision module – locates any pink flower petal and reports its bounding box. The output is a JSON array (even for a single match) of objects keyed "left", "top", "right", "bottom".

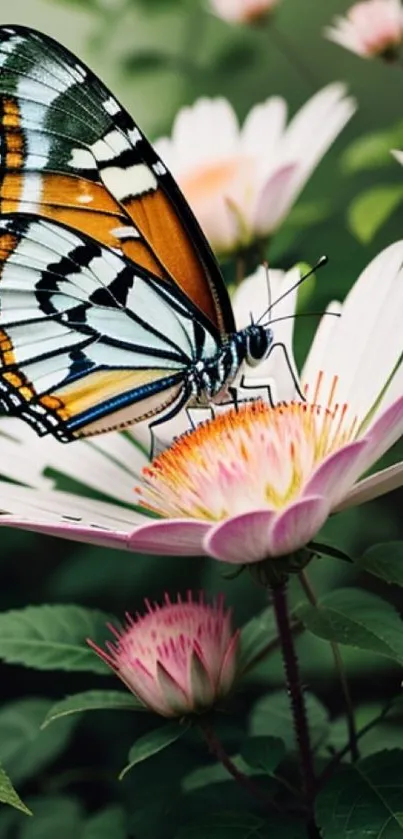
[
  {"left": 204, "top": 509, "right": 277, "bottom": 564},
  {"left": 119, "top": 661, "right": 171, "bottom": 717},
  {"left": 334, "top": 461, "right": 403, "bottom": 512},
  {"left": 267, "top": 495, "right": 330, "bottom": 556},
  {"left": 303, "top": 439, "right": 368, "bottom": 507},
  {"left": 128, "top": 519, "right": 211, "bottom": 555},
  {"left": 253, "top": 164, "right": 297, "bottom": 235},
  {"left": 218, "top": 629, "right": 241, "bottom": 693},
  {"left": 156, "top": 661, "right": 190, "bottom": 716},
  {"left": 189, "top": 649, "right": 215, "bottom": 710},
  {"left": 363, "top": 395, "right": 403, "bottom": 466}
]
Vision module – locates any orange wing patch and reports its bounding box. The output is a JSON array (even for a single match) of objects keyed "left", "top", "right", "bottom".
[
  {"left": 124, "top": 189, "right": 218, "bottom": 327},
  {"left": 2, "top": 98, "right": 24, "bottom": 169},
  {"left": 0, "top": 167, "right": 164, "bottom": 277}
]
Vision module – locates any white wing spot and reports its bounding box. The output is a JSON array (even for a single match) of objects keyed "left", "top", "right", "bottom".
[
  {"left": 111, "top": 225, "right": 141, "bottom": 240},
  {"left": 68, "top": 148, "right": 96, "bottom": 170},
  {"left": 92, "top": 130, "right": 130, "bottom": 162},
  {"left": 102, "top": 163, "right": 157, "bottom": 201},
  {"left": 19, "top": 171, "right": 42, "bottom": 213},
  {"left": 103, "top": 96, "right": 121, "bottom": 116},
  {"left": 153, "top": 160, "right": 167, "bottom": 176},
  {"left": 128, "top": 127, "right": 142, "bottom": 146}
]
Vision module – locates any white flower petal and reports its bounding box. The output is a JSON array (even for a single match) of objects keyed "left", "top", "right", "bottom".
[
  {"left": 277, "top": 84, "right": 356, "bottom": 202},
  {"left": 241, "top": 97, "right": 287, "bottom": 164},
  {"left": 302, "top": 240, "right": 403, "bottom": 418},
  {"left": 392, "top": 149, "right": 403, "bottom": 165},
  {"left": 0, "top": 481, "right": 144, "bottom": 528},
  {"left": 173, "top": 98, "right": 239, "bottom": 170}
]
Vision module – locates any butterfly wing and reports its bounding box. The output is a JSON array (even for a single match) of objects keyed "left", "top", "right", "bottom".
[
  {"left": 0, "top": 25, "right": 235, "bottom": 335},
  {"left": 0, "top": 214, "right": 221, "bottom": 439}
]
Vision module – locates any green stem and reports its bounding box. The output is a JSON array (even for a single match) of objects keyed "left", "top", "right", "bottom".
[
  {"left": 299, "top": 571, "right": 359, "bottom": 762},
  {"left": 269, "top": 25, "right": 319, "bottom": 93},
  {"left": 199, "top": 719, "right": 275, "bottom": 810},
  {"left": 319, "top": 700, "right": 395, "bottom": 785},
  {"left": 235, "top": 255, "right": 246, "bottom": 286},
  {"left": 240, "top": 617, "right": 304, "bottom": 677},
  {"left": 271, "top": 582, "right": 316, "bottom": 807}
]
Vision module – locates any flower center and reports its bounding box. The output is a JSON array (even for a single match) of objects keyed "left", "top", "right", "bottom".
[
  {"left": 136, "top": 394, "right": 358, "bottom": 521},
  {"left": 180, "top": 155, "right": 256, "bottom": 211}
]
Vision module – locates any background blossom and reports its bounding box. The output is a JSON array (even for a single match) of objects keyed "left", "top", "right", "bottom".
[
  {"left": 325, "top": 0, "right": 403, "bottom": 58},
  {"left": 155, "top": 88, "right": 355, "bottom": 255},
  {"left": 209, "top": 0, "right": 280, "bottom": 24}
]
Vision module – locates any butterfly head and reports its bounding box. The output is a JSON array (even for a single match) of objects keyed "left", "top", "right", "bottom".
[{"left": 243, "top": 323, "right": 273, "bottom": 368}]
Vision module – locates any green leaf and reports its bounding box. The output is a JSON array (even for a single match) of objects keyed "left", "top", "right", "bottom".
[
  {"left": 326, "top": 702, "right": 403, "bottom": 759},
  {"left": 310, "top": 541, "right": 353, "bottom": 563},
  {"left": 123, "top": 51, "right": 199, "bottom": 78},
  {"left": 0, "top": 698, "right": 77, "bottom": 784},
  {"left": 348, "top": 185, "right": 403, "bottom": 243},
  {"left": 356, "top": 542, "right": 403, "bottom": 586},
  {"left": 342, "top": 122, "right": 403, "bottom": 172},
  {"left": 42, "top": 690, "right": 145, "bottom": 728},
  {"left": 296, "top": 588, "right": 403, "bottom": 665},
  {"left": 212, "top": 41, "right": 257, "bottom": 75},
  {"left": 19, "top": 796, "right": 83, "bottom": 839},
  {"left": 249, "top": 690, "right": 329, "bottom": 750},
  {"left": 238, "top": 607, "right": 279, "bottom": 673},
  {"left": 0, "top": 764, "right": 31, "bottom": 815},
  {"left": 182, "top": 755, "right": 260, "bottom": 793},
  {"left": 175, "top": 813, "right": 306, "bottom": 839},
  {"left": 0, "top": 604, "right": 112, "bottom": 673},
  {"left": 120, "top": 721, "right": 190, "bottom": 779},
  {"left": 182, "top": 759, "right": 238, "bottom": 793},
  {"left": 82, "top": 806, "right": 127, "bottom": 839},
  {"left": 240, "top": 736, "right": 286, "bottom": 775},
  {"left": 316, "top": 749, "right": 403, "bottom": 838}
]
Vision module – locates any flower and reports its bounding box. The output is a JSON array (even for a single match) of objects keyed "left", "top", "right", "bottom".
[
  {"left": 154, "top": 88, "right": 355, "bottom": 255},
  {"left": 88, "top": 593, "right": 239, "bottom": 717},
  {"left": 0, "top": 243, "right": 402, "bottom": 564},
  {"left": 209, "top": 0, "right": 279, "bottom": 24},
  {"left": 325, "top": 0, "right": 403, "bottom": 59}
]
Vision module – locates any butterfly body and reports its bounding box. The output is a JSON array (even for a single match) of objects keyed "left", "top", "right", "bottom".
[
  {"left": 0, "top": 25, "right": 275, "bottom": 441},
  {"left": 185, "top": 324, "right": 273, "bottom": 406}
]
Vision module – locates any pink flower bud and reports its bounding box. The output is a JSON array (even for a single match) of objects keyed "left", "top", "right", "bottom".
[{"left": 88, "top": 593, "right": 240, "bottom": 718}]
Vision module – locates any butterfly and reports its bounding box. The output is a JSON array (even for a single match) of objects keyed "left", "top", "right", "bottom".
[{"left": 0, "top": 25, "right": 274, "bottom": 443}]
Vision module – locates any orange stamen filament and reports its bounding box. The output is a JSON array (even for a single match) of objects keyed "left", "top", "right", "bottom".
[{"left": 136, "top": 386, "right": 358, "bottom": 521}]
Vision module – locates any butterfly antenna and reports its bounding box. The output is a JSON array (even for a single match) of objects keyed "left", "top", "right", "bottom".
[
  {"left": 267, "top": 310, "right": 341, "bottom": 327},
  {"left": 264, "top": 260, "right": 272, "bottom": 315},
  {"left": 256, "top": 256, "right": 328, "bottom": 325}
]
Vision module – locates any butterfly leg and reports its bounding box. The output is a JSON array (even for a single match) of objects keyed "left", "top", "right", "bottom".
[
  {"left": 228, "top": 386, "right": 239, "bottom": 412},
  {"left": 237, "top": 375, "right": 275, "bottom": 407},
  {"left": 148, "top": 387, "right": 192, "bottom": 458},
  {"left": 185, "top": 406, "right": 197, "bottom": 430},
  {"left": 265, "top": 341, "right": 305, "bottom": 401}
]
